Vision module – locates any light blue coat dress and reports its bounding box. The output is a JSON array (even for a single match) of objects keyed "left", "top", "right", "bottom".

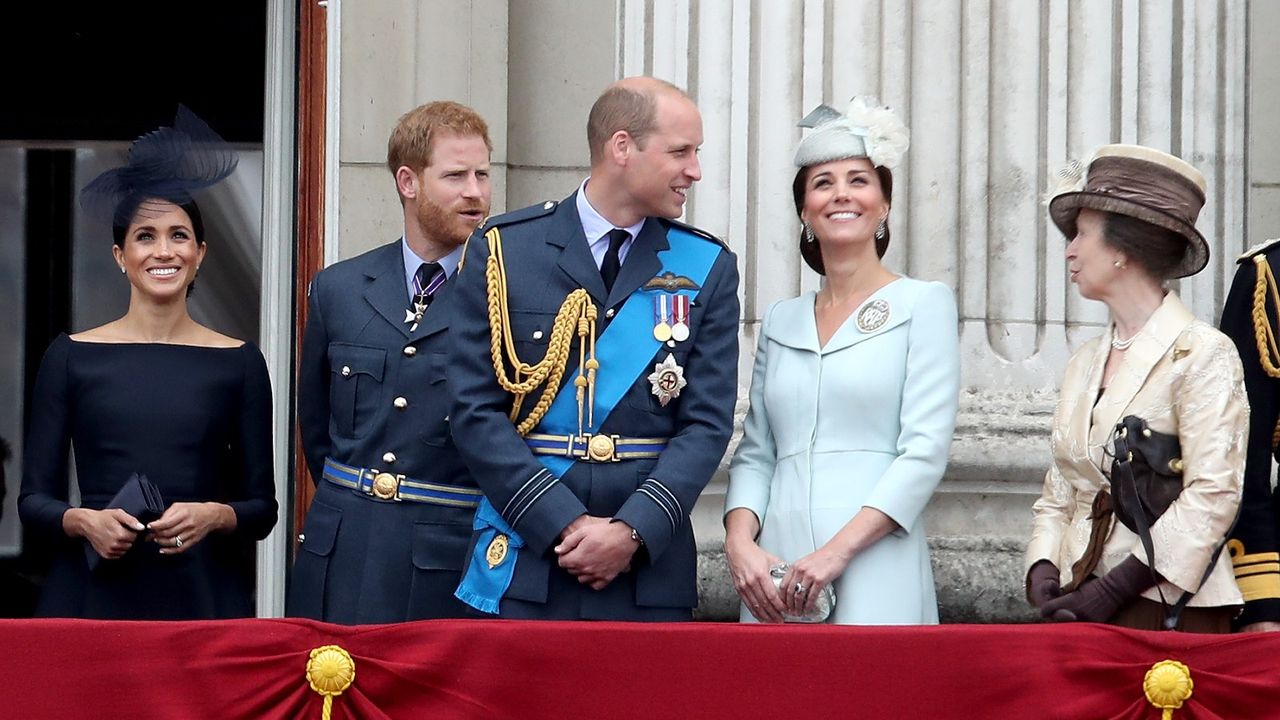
[{"left": 725, "top": 277, "right": 960, "bottom": 624}]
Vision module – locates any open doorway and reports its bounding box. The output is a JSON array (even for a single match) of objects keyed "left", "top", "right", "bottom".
[{"left": 0, "top": 1, "right": 268, "bottom": 616}]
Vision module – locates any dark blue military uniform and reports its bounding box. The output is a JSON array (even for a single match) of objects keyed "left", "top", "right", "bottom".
[
  {"left": 1221, "top": 237, "right": 1280, "bottom": 627},
  {"left": 288, "top": 240, "right": 479, "bottom": 623},
  {"left": 448, "top": 194, "right": 740, "bottom": 620}
]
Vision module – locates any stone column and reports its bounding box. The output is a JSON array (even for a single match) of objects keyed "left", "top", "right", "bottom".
[{"left": 333, "top": 0, "right": 509, "bottom": 258}]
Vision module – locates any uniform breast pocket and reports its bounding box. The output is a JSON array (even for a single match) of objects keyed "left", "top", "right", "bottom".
[
  {"left": 328, "top": 343, "right": 386, "bottom": 438},
  {"left": 420, "top": 353, "right": 453, "bottom": 447},
  {"left": 509, "top": 309, "right": 555, "bottom": 364}
]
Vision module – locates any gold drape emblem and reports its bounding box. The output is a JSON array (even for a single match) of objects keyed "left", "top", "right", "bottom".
[
  {"left": 486, "top": 533, "right": 510, "bottom": 568},
  {"left": 307, "top": 645, "right": 356, "bottom": 720},
  {"left": 1143, "top": 659, "right": 1193, "bottom": 720}
]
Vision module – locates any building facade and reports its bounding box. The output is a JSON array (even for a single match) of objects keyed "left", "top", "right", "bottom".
[{"left": 320, "top": 0, "right": 1275, "bottom": 621}]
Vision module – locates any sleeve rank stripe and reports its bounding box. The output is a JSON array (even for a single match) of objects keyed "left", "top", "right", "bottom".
[
  {"left": 1231, "top": 550, "right": 1280, "bottom": 566},
  {"left": 638, "top": 487, "right": 678, "bottom": 532},
  {"left": 643, "top": 479, "right": 683, "bottom": 518},
  {"left": 504, "top": 468, "right": 555, "bottom": 520},
  {"left": 511, "top": 481, "right": 556, "bottom": 528},
  {"left": 1236, "top": 573, "right": 1280, "bottom": 602},
  {"left": 1234, "top": 563, "right": 1280, "bottom": 577}
]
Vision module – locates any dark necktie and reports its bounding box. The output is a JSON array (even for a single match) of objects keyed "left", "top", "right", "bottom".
[
  {"left": 600, "top": 229, "right": 628, "bottom": 293},
  {"left": 413, "top": 262, "right": 445, "bottom": 307}
]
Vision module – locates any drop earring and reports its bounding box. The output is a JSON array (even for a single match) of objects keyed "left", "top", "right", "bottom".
[
  {"left": 875, "top": 218, "right": 887, "bottom": 241},
  {"left": 120, "top": 266, "right": 126, "bottom": 274},
  {"left": 803, "top": 223, "right": 816, "bottom": 244}
]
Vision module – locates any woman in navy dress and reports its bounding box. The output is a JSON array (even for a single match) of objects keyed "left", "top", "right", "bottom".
[{"left": 18, "top": 110, "right": 277, "bottom": 619}]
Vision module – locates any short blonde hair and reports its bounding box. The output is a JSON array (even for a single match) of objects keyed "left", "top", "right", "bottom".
[{"left": 386, "top": 101, "right": 492, "bottom": 175}]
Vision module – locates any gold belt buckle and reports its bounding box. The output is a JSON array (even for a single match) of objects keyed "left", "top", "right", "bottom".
[
  {"left": 370, "top": 471, "right": 402, "bottom": 501},
  {"left": 580, "top": 434, "right": 620, "bottom": 462}
]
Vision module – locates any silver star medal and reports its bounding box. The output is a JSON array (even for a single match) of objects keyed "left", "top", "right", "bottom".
[
  {"left": 647, "top": 353, "right": 687, "bottom": 407},
  {"left": 405, "top": 298, "right": 428, "bottom": 332}
]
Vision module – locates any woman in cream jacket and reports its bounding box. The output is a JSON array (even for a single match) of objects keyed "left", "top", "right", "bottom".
[{"left": 1027, "top": 144, "right": 1247, "bottom": 632}]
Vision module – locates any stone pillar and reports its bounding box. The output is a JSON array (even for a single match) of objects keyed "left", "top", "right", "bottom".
[
  {"left": 619, "top": 0, "right": 1248, "bottom": 620},
  {"left": 333, "top": 0, "right": 509, "bottom": 259}
]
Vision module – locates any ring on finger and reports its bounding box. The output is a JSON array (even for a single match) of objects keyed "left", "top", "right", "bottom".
[
  {"left": 174, "top": 535, "right": 184, "bottom": 548},
  {"left": 794, "top": 582, "right": 807, "bottom": 595}
]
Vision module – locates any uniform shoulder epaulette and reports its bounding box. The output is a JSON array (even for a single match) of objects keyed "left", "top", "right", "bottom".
[
  {"left": 1238, "top": 237, "right": 1280, "bottom": 263},
  {"left": 662, "top": 217, "right": 729, "bottom": 250},
  {"left": 480, "top": 200, "right": 560, "bottom": 232}
]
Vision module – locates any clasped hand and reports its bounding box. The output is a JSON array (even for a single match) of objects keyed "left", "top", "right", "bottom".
[
  {"left": 555, "top": 515, "right": 638, "bottom": 591},
  {"left": 146, "top": 502, "right": 235, "bottom": 555}
]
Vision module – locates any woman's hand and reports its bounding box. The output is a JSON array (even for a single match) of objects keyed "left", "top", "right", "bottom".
[
  {"left": 1239, "top": 621, "right": 1280, "bottom": 633},
  {"left": 147, "top": 502, "right": 236, "bottom": 555},
  {"left": 780, "top": 544, "right": 850, "bottom": 617},
  {"left": 724, "top": 534, "right": 787, "bottom": 623},
  {"left": 64, "top": 508, "right": 145, "bottom": 560},
  {"left": 1026, "top": 560, "right": 1062, "bottom": 609}
]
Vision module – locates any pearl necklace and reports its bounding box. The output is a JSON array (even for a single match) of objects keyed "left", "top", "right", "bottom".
[{"left": 1111, "top": 329, "right": 1137, "bottom": 351}]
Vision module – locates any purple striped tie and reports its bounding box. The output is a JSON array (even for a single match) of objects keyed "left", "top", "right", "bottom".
[{"left": 413, "top": 262, "right": 446, "bottom": 306}]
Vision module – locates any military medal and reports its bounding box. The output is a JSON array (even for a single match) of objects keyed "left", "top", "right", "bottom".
[
  {"left": 856, "top": 298, "right": 890, "bottom": 333},
  {"left": 647, "top": 353, "right": 687, "bottom": 407},
  {"left": 405, "top": 266, "right": 447, "bottom": 333},
  {"left": 653, "top": 294, "right": 673, "bottom": 342},
  {"left": 670, "top": 294, "right": 690, "bottom": 342},
  {"left": 405, "top": 302, "right": 427, "bottom": 332}
]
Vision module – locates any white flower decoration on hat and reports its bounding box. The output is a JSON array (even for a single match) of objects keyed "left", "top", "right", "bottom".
[{"left": 845, "top": 97, "right": 910, "bottom": 169}]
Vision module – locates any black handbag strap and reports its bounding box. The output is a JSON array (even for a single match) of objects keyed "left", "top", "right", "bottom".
[{"left": 1113, "top": 436, "right": 1237, "bottom": 630}]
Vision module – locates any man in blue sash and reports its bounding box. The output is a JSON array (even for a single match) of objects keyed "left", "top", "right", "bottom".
[
  {"left": 288, "top": 101, "right": 492, "bottom": 622},
  {"left": 448, "top": 77, "right": 740, "bottom": 620}
]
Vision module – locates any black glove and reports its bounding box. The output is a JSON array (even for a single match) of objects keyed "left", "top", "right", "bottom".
[
  {"left": 1025, "top": 560, "right": 1061, "bottom": 609},
  {"left": 1040, "top": 555, "right": 1157, "bottom": 623}
]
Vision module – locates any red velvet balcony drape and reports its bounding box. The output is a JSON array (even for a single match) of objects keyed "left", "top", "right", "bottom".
[{"left": 2, "top": 619, "right": 1278, "bottom": 719}]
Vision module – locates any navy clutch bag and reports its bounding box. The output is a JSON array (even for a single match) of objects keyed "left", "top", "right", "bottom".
[{"left": 84, "top": 472, "right": 165, "bottom": 571}]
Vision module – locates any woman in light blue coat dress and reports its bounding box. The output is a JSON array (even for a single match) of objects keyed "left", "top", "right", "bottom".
[{"left": 724, "top": 98, "right": 960, "bottom": 625}]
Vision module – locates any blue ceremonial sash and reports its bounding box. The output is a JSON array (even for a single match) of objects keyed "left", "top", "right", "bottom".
[{"left": 456, "top": 226, "right": 721, "bottom": 614}]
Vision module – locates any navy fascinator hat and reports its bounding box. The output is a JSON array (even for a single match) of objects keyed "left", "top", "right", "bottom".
[{"left": 80, "top": 106, "right": 239, "bottom": 228}]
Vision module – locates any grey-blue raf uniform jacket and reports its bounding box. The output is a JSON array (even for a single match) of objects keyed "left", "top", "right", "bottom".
[
  {"left": 289, "top": 240, "right": 476, "bottom": 623},
  {"left": 448, "top": 194, "right": 740, "bottom": 620}
]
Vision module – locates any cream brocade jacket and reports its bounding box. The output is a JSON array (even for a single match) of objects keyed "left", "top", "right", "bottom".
[{"left": 1026, "top": 292, "right": 1248, "bottom": 607}]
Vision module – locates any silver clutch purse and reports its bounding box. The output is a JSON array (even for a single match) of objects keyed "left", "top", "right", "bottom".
[{"left": 770, "top": 562, "right": 836, "bottom": 623}]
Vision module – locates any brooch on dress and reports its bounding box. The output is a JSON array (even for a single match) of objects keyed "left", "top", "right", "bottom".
[{"left": 856, "top": 299, "right": 890, "bottom": 333}]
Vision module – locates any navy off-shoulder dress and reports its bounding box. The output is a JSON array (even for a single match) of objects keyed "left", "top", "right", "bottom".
[{"left": 19, "top": 334, "right": 278, "bottom": 619}]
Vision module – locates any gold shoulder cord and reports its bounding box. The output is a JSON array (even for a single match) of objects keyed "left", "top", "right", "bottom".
[
  {"left": 1251, "top": 255, "right": 1280, "bottom": 448},
  {"left": 484, "top": 227, "right": 599, "bottom": 437}
]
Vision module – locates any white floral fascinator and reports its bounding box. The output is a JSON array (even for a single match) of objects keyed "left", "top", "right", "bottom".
[{"left": 793, "top": 96, "right": 910, "bottom": 170}]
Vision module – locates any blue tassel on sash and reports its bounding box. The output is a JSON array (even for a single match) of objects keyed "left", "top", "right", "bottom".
[{"left": 454, "top": 497, "right": 524, "bottom": 615}]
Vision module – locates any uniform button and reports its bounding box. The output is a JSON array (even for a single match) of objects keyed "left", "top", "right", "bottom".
[
  {"left": 532, "top": 330, "right": 544, "bottom": 340},
  {"left": 393, "top": 397, "right": 408, "bottom": 409},
  {"left": 543, "top": 201, "right": 555, "bottom": 210},
  {"left": 382, "top": 452, "right": 397, "bottom": 464},
  {"left": 403, "top": 346, "right": 417, "bottom": 357},
  {"left": 341, "top": 366, "right": 351, "bottom": 377},
  {"left": 605, "top": 308, "right": 616, "bottom": 318},
  {"left": 297, "top": 533, "right": 306, "bottom": 543}
]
